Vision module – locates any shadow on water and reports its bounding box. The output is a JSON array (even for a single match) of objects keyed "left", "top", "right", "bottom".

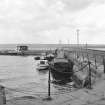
[
  {"left": 36, "top": 68, "right": 73, "bottom": 86},
  {"left": 36, "top": 69, "right": 49, "bottom": 75},
  {"left": 51, "top": 78, "right": 72, "bottom": 85},
  {"left": 50, "top": 70, "right": 73, "bottom": 85}
]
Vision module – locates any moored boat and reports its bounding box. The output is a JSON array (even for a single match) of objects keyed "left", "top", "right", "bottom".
[
  {"left": 50, "top": 58, "right": 74, "bottom": 81},
  {"left": 34, "top": 55, "right": 47, "bottom": 60},
  {"left": 34, "top": 56, "right": 41, "bottom": 60},
  {"left": 36, "top": 60, "right": 49, "bottom": 70},
  {"left": 46, "top": 53, "right": 55, "bottom": 61}
]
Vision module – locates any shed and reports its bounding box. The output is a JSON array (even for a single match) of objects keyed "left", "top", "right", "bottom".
[{"left": 17, "top": 45, "right": 28, "bottom": 52}]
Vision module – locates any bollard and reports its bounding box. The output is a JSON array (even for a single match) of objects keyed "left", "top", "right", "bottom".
[{"left": 0, "top": 85, "right": 6, "bottom": 105}]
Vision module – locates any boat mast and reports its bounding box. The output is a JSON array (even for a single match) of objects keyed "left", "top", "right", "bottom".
[
  {"left": 59, "top": 40, "right": 62, "bottom": 49},
  {"left": 67, "top": 39, "right": 69, "bottom": 46},
  {"left": 77, "top": 29, "right": 80, "bottom": 48},
  {"left": 76, "top": 29, "right": 80, "bottom": 58}
]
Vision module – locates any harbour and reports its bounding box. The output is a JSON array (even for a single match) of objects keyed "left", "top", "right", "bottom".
[
  {"left": 0, "top": 53, "right": 75, "bottom": 100},
  {"left": 0, "top": 0, "right": 105, "bottom": 104},
  {"left": 0, "top": 44, "right": 105, "bottom": 105}
]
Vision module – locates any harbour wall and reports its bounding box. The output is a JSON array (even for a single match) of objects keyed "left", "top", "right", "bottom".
[
  {"left": 0, "top": 45, "right": 105, "bottom": 57},
  {"left": 0, "top": 49, "right": 55, "bottom": 56}
]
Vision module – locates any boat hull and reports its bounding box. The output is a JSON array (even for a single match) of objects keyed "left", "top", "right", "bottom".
[
  {"left": 50, "top": 58, "right": 74, "bottom": 81},
  {"left": 51, "top": 67, "right": 73, "bottom": 80},
  {"left": 36, "top": 65, "right": 49, "bottom": 70}
]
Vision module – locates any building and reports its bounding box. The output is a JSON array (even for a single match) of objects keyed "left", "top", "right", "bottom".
[{"left": 17, "top": 46, "right": 28, "bottom": 52}]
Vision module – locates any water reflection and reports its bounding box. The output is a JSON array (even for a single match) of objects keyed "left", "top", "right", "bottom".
[{"left": 37, "top": 69, "right": 49, "bottom": 75}]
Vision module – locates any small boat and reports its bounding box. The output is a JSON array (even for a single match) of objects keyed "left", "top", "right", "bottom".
[
  {"left": 34, "top": 56, "right": 41, "bottom": 60},
  {"left": 34, "top": 56, "right": 47, "bottom": 60},
  {"left": 36, "top": 60, "right": 49, "bottom": 70},
  {"left": 50, "top": 58, "right": 74, "bottom": 81}
]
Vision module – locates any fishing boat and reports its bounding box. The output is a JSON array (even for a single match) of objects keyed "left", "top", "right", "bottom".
[
  {"left": 36, "top": 60, "right": 49, "bottom": 70},
  {"left": 50, "top": 58, "right": 74, "bottom": 81}
]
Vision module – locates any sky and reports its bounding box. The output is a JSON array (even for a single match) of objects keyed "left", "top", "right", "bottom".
[{"left": 0, "top": 0, "right": 105, "bottom": 44}]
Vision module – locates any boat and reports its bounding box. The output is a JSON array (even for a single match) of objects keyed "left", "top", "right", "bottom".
[
  {"left": 50, "top": 58, "right": 74, "bottom": 81},
  {"left": 36, "top": 60, "right": 49, "bottom": 70},
  {"left": 46, "top": 53, "right": 55, "bottom": 61},
  {"left": 34, "top": 56, "right": 41, "bottom": 60},
  {"left": 34, "top": 55, "right": 47, "bottom": 60}
]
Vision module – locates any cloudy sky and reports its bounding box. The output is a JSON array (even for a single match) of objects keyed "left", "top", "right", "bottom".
[{"left": 0, "top": 0, "right": 105, "bottom": 44}]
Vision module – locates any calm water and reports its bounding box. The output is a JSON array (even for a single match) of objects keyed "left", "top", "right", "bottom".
[
  {"left": 0, "top": 55, "right": 73, "bottom": 99},
  {"left": 0, "top": 56, "right": 50, "bottom": 98}
]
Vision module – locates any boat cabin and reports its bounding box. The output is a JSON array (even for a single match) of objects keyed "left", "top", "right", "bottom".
[
  {"left": 38, "top": 60, "right": 48, "bottom": 65},
  {"left": 36, "top": 60, "right": 49, "bottom": 70}
]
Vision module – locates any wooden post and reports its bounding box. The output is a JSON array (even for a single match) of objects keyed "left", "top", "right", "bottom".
[
  {"left": 94, "top": 56, "right": 97, "bottom": 69},
  {"left": 103, "top": 56, "right": 105, "bottom": 73},
  {"left": 48, "top": 68, "right": 51, "bottom": 97},
  {"left": 43, "top": 63, "right": 52, "bottom": 101},
  {"left": 0, "top": 85, "right": 6, "bottom": 105},
  {"left": 47, "top": 63, "right": 52, "bottom": 100},
  {"left": 88, "top": 61, "right": 92, "bottom": 89},
  {"left": 75, "top": 51, "right": 76, "bottom": 59},
  {"left": 81, "top": 46, "right": 84, "bottom": 62},
  {"left": 82, "top": 53, "right": 84, "bottom": 62}
]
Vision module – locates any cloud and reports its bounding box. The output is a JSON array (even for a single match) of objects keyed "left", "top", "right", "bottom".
[
  {"left": 60, "top": 0, "right": 92, "bottom": 12},
  {"left": 0, "top": 0, "right": 105, "bottom": 44}
]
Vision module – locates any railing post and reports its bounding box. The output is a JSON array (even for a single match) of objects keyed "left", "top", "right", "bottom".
[
  {"left": 43, "top": 62, "right": 52, "bottom": 101},
  {"left": 47, "top": 62, "right": 52, "bottom": 100},
  {"left": 48, "top": 67, "right": 51, "bottom": 98},
  {"left": 103, "top": 56, "right": 105, "bottom": 73},
  {"left": 94, "top": 56, "right": 97, "bottom": 69},
  {"left": 82, "top": 53, "right": 84, "bottom": 61},
  {"left": 88, "top": 61, "right": 92, "bottom": 89}
]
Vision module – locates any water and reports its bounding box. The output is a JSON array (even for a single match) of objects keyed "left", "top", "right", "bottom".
[
  {"left": 0, "top": 56, "right": 49, "bottom": 98},
  {"left": 88, "top": 48, "right": 105, "bottom": 51},
  {"left": 0, "top": 55, "right": 73, "bottom": 99}
]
